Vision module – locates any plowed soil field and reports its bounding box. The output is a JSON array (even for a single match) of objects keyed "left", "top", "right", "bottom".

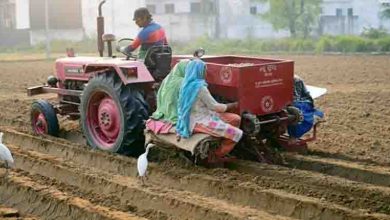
[{"left": 0, "top": 55, "right": 389, "bottom": 220}]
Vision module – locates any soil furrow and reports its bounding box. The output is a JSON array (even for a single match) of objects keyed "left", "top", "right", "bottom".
[
  {"left": 1, "top": 55, "right": 390, "bottom": 219},
  {"left": 15, "top": 171, "right": 178, "bottom": 220},
  {"left": 3, "top": 128, "right": 390, "bottom": 219},
  {"left": 284, "top": 154, "right": 390, "bottom": 187},
  {"left": 9, "top": 145, "right": 291, "bottom": 220},
  {"left": 0, "top": 172, "right": 147, "bottom": 220},
  {"left": 0, "top": 205, "right": 38, "bottom": 220},
  {"left": 234, "top": 160, "right": 390, "bottom": 215}
]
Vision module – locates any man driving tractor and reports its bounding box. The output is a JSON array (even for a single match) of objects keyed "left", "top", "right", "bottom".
[{"left": 124, "top": 7, "right": 168, "bottom": 59}]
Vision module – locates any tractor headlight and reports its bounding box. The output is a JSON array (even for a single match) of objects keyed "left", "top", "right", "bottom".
[
  {"left": 121, "top": 67, "right": 138, "bottom": 78},
  {"left": 47, "top": 75, "right": 58, "bottom": 87}
]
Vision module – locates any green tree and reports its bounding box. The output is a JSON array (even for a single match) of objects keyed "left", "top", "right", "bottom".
[
  {"left": 255, "top": 0, "right": 322, "bottom": 38},
  {"left": 381, "top": 8, "right": 390, "bottom": 19}
]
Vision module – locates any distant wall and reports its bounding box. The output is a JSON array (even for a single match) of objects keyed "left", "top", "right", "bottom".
[
  {"left": 218, "top": 0, "right": 289, "bottom": 39},
  {"left": 320, "top": 0, "right": 390, "bottom": 35},
  {"left": 15, "top": 0, "right": 29, "bottom": 29},
  {"left": 29, "top": 29, "right": 84, "bottom": 45},
  {"left": 26, "top": 0, "right": 145, "bottom": 45},
  {"left": 146, "top": 0, "right": 289, "bottom": 42},
  {"left": 0, "top": 28, "right": 30, "bottom": 46},
  {"left": 154, "top": 14, "right": 216, "bottom": 42},
  {"left": 81, "top": 0, "right": 145, "bottom": 39},
  {"left": 0, "top": 0, "right": 16, "bottom": 29},
  {"left": 29, "top": 0, "right": 82, "bottom": 30},
  {"left": 320, "top": 15, "right": 359, "bottom": 35},
  {"left": 141, "top": 0, "right": 216, "bottom": 42},
  {"left": 7, "top": 0, "right": 390, "bottom": 47}
]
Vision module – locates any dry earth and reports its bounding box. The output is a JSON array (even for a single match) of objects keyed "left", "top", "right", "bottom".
[{"left": 0, "top": 55, "right": 389, "bottom": 219}]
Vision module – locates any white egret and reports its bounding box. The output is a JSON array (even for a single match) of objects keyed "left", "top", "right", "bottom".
[
  {"left": 0, "top": 132, "right": 14, "bottom": 177},
  {"left": 137, "top": 143, "right": 155, "bottom": 185}
]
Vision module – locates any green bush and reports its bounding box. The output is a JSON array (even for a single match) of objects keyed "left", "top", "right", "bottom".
[
  {"left": 290, "top": 39, "right": 316, "bottom": 52},
  {"left": 2, "top": 35, "right": 390, "bottom": 56},
  {"left": 361, "top": 27, "right": 389, "bottom": 39},
  {"left": 315, "top": 36, "right": 333, "bottom": 52},
  {"left": 333, "top": 36, "right": 366, "bottom": 52},
  {"left": 377, "top": 37, "right": 390, "bottom": 52}
]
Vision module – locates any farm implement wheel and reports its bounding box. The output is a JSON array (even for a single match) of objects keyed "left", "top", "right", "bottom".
[
  {"left": 80, "top": 73, "right": 148, "bottom": 156},
  {"left": 30, "top": 100, "right": 59, "bottom": 136}
]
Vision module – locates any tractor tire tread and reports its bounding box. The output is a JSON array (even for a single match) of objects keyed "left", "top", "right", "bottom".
[
  {"left": 31, "top": 100, "right": 59, "bottom": 136},
  {"left": 80, "top": 73, "right": 148, "bottom": 156}
]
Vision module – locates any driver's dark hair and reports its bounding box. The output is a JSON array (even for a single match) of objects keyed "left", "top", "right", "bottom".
[{"left": 133, "top": 7, "right": 153, "bottom": 22}]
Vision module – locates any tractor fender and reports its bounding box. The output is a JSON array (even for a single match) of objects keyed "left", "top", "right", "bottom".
[{"left": 84, "top": 60, "right": 155, "bottom": 85}]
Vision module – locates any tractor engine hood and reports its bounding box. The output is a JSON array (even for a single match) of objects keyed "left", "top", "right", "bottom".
[{"left": 55, "top": 57, "right": 155, "bottom": 85}]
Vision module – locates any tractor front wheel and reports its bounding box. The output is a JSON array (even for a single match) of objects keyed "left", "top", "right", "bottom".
[
  {"left": 30, "top": 100, "right": 59, "bottom": 136},
  {"left": 80, "top": 73, "right": 148, "bottom": 156}
]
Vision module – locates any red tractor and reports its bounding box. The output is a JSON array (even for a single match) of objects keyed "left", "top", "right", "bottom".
[
  {"left": 27, "top": 1, "right": 321, "bottom": 163},
  {"left": 28, "top": 1, "right": 173, "bottom": 156}
]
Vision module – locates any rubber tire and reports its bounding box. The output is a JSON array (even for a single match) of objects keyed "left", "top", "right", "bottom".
[
  {"left": 80, "top": 73, "right": 148, "bottom": 156},
  {"left": 30, "top": 100, "right": 59, "bottom": 136}
]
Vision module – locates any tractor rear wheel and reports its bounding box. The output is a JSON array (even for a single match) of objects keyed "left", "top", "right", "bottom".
[
  {"left": 30, "top": 100, "right": 59, "bottom": 136},
  {"left": 80, "top": 73, "right": 148, "bottom": 156}
]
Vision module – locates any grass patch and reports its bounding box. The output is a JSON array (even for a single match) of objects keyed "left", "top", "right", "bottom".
[
  {"left": 173, "top": 35, "right": 390, "bottom": 54},
  {"left": 1, "top": 35, "right": 390, "bottom": 61}
]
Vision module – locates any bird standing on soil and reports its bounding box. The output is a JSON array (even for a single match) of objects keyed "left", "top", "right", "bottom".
[
  {"left": 0, "top": 132, "right": 15, "bottom": 177},
  {"left": 137, "top": 143, "right": 155, "bottom": 185}
]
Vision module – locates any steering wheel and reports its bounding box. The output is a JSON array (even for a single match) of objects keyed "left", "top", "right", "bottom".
[{"left": 116, "top": 38, "right": 138, "bottom": 60}]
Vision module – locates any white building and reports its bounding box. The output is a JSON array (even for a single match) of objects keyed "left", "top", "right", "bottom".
[
  {"left": 147, "top": 0, "right": 390, "bottom": 40},
  {"left": 0, "top": 0, "right": 30, "bottom": 46},
  {"left": 2, "top": 0, "right": 144, "bottom": 46},
  {"left": 320, "top": 0, "right": 390, "bottom": 35},
  {"left": 145, "top": 0, "right": 288, "bottom": 42},
  {"left": 3, "top": 0, "right": 390, "bottom": 46},
  {"left": 82, "top": 0, "right": 145, "bottom": 39},
  {"left": 217, "top": 0, "right": 289, "bottom": 39},
  {"left": 144, "top": 0, "right": 217, "bottom": 42}
]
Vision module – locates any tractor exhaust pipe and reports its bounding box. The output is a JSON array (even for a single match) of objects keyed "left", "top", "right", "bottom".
[{"left": 97, "top": 0, "right": 106, "bottom": 57}]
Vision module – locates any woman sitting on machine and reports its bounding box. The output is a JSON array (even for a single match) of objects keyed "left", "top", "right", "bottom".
[
  {"left": 176, "top": 59, "right": 243, "bottom": 161},
  {"left": 146, "top": 59, "right": 189, "bottom": 134},
  {"left": 288, "top": 75, "right": 324, "bottom": 144}
]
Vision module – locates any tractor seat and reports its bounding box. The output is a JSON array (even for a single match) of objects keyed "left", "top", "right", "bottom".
[
  {"left": 102, "top": 34, "right": 116, "bottom": 42},
  {"left": 144, "top": 45, "right": 172, "bottom": 81}
]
